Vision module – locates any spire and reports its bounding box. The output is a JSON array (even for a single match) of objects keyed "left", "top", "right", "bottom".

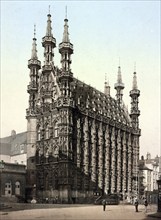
[
  {"left": 104, "top": 73, "right": 110, "bottom": 96},
  {"left": 117, "top": 66, "right": 123, "bottom": 84},
  {"left": 46, "top": 6, "right": 53, "bottom": 37},
  {"left": 59, "top": 9, "right": 73, "bottom": 72},
  {"left": 65, "top": 5, "right": 67, "bottom": 19},
  {"left": 42, "top": 8, "right": 56, "bottom": 65},
  {"left": 31, "top": 24, "right": 38, "bottom": 60},
  {"left": 129, "top": 70, "right": 140, "bottom": 130},
  {"left": 132, "top": 62, "right": 138, "bottom": 89},
  {"left": 62, "top": 8, "right": 70, "bottom": 43},
  {"left": 132, "top": 72, "right": 138, "bottom": 90},
  {"left": 114, "top": 66, "right": 124, "bottom": 104}
]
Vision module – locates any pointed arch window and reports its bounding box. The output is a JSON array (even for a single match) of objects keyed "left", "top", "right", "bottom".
[
  {"left": 54, "top": 121, "right": 58, "bottom": 138},
  {"left": 37, "top": 126, "right": 41, "bottom": 141}
]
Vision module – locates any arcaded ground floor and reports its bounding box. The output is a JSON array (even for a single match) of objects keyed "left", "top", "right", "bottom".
[{"left": 0, "top": 203, "right": 160, "bottom": 220}]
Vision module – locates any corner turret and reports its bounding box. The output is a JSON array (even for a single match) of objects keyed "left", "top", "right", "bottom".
[
  {"left": 58, "top": 9, "right": 74, "bottom": 98},
  {"left": 27, "top": 25, "right": 41, "bottom": 116},
  {"left": 129, "top": 71, "right": 140, "bottom": 130}
]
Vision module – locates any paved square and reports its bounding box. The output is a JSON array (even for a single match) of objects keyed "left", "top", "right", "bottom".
[{"left": 0, "top": 204, "right": 159, "bottom": 220}]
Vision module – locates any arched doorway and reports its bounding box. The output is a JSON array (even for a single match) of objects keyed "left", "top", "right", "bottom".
[{"left": 15, "top": 181, "right": 20, "bottom": 195}]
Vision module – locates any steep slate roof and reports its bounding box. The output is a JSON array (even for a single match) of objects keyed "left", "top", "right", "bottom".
[
  {"left": 10, "top": 132, "right": 27, "bottom": 155},
  {"left": 0, "top": 143, "right": 11, "bottom": 156},
  {"left": 71, "top": 78, "right": 131, "bottom": 126},
  {"left": 0, "top": 132, "right": 27, "bottom": 156}
]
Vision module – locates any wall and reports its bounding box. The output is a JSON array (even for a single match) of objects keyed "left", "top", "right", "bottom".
[{"left": 0, "top": 162, "right": 26, "bottom": 199}]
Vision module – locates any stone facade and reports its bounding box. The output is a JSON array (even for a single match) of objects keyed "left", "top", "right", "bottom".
[
  {"left": 0, "top": 162, "right": 26, "bottom": 200},
  {"left": 26, "top": 12, "right": 141, "bottom": 203}
]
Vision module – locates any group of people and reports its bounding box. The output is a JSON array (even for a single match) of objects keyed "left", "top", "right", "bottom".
[{"left": 102, "top": 197, "right": 149, "bottom": 213}]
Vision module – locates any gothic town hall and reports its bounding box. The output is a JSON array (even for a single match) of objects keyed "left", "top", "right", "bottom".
[{"left": 26, "top": 11, "right": 141, "bottom": 203}]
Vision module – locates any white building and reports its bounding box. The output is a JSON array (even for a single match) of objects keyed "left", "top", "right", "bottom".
[{"left": 139, "top": 153, "right": 159, "bottom": 194}]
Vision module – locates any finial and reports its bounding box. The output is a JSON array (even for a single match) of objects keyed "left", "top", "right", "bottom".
[
  {"left": 105, "top": 73, "right": 107, "bottom": 82},
  {"left": 49, "top": 5, "right": 50, "bottom": 14},
  {"left": 104, "top": 73, "right": 110, "bottom": 96},
  {"left": 65, "top": 6, "right": 67, "bottom": 19},
  {"left": 134, "top": 61, "right": 136, "bottom": 72},
  {"left": 34, "top": 24, "right": 36, "bottom": 38},
  {"left": 132, "top": 71, "right": 138, "bottom": 89},
  {"left": 119, "top": 57, "right": 120, "bottom": 67}
]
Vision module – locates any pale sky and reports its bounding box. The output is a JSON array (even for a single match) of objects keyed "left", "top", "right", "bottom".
[{"left": 1, "top": 0, "right": 160, "bottom": 158}]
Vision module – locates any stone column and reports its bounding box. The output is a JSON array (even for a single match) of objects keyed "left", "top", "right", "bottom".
[
  {"left": 77, "top": 118, "right": 81, "bottom": 168},
  {"left": 127, "top": 133, "right": 132, "bottom": 196},
  {"left": 91, "top": 120, "right": 97, "bottom": 183},
  {"left": 122, "top": 131, "right": 127, "bottom": 197},
  {"left": 111, "top": 127, "right": 116, "bottom": 193},
  {"left": 104, "top": 125, "right": 110, "bottom": 194},
  {"left": 98, "top": 123, "right": 103, "bottom": 190},
  {"left": 83, "top": 116, "right": 89, "bottom": 175},
  {"left": 117, "top": 129, "right": 121, "bottom": 193},
  {"left": 132, "top": 136, "right": 138, "bottom": 197}
]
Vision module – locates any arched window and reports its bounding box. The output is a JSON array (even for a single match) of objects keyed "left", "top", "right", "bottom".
[
  {"left": 5, "top": 181, "right": 12, "bottom": 197},
  {"left": 15, "top": 181, "right": 20, "bottom": 195}
]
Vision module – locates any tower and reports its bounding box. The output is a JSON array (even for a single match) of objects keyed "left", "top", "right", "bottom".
[
  {"left": 129, "top": 71, "right": 141, "bottom": 197},
  {"left": 114, "top": 66, "right": 124, "bottom": 104},
  {"left": 26, "top": 25, "right": 41, "bottom": 197},
  {"left": 41, "top": 10, "right": 56, "bottom": 103},
  {"left": 56, "top": 12, "right": 74, "bottom": 202},
  {"left": 58, "top": 11, "right": 74, "bottom": 94},
  {"left": 130, "top": 71, "right": 140, "bottom": 129}
]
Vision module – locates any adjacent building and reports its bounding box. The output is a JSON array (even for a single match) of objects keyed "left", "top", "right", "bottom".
[
  {"left": 0, "top": 130, "right": 27, "bottom": 200},
  {"left": 139, "top": 153, "right": 160, "bottom": 198},
  {"left": 26, "top": 11, "right": 141, "bottom": 203}
]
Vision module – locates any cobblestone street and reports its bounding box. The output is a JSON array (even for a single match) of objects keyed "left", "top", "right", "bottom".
[{"left": 0, "top": 204, "right": 159, "bottom": 220}]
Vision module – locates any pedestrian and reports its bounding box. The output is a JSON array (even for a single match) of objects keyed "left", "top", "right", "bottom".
[
  {"left": 134, "top": 198, "right": 139, "bottom": 212},
  {"left": 144, "top": 199, "right": 148, "bottom": 213},
  {"left": 102, "top": 199, "right": 106, "bottom": 211}
]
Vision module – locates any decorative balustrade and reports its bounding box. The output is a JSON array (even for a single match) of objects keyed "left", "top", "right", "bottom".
[
  {"left": 42, "top": 36, "right": 56, "bottom": 45},
  {"left": 59, "top": 42, "right": 73, "bottom": 51},
  {"left": 28, "top": 59, "right": 41, "bottom": 67}
]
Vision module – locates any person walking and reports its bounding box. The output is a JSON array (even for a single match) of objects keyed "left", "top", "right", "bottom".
[
  {"left": 102, "top": 199, "right": 106, "bottom": 211},
  {"left": 134, "top": 198, "right": 139, "bottom": 212},
  {"left": 144, "top": 199, "right": 148, "bottom": 213}
]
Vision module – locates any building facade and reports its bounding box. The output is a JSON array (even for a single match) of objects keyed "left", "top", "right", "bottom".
[
  {"left": 26, "top": 12, "right": 141, "bottom": 203},
  {"left": 0, "top": 130, "right": 27, "bottom": 165},
  {"left": 0, "top": 131, "right": 27, "bottom": 201},
  {"left": 139, "top": 153, "right": 160, "bottom": 195}
]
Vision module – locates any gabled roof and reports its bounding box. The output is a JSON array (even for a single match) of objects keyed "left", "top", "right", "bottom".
[{"left": 0, "top": 132, "right": 27, "bottom": 156}]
